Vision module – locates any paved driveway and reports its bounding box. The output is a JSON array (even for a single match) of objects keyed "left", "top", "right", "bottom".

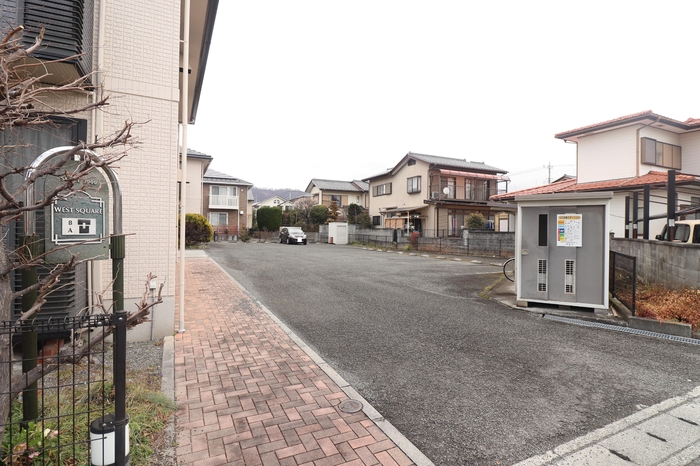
[{"left": 206, "top": 241, "right": 700, "bottom": 465}]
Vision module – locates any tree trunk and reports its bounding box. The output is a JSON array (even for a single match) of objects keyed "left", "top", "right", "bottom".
[{"left": 0, "top": 243, "right": 15, "bottom": 442}]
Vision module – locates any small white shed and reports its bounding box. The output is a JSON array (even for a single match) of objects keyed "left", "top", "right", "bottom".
[{"left": 328, "top": 222, "right": 348, "bottom": 245}]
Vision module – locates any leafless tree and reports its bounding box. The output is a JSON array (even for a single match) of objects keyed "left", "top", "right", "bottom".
[
  {"left": 0, "top": 26, "right": 157, "bottom": 439},
  {"left": 292, "top": 196, "right": 316, "bottom": 226}
]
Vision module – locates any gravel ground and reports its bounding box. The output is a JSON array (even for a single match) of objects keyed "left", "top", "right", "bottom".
[{"left": 125, "top": 340, "right": 178, "bottom": 466}]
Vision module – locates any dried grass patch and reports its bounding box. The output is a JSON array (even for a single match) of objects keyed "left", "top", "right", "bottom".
[{"left": 636, "top": 285, "right": 700, "bottom": 331}]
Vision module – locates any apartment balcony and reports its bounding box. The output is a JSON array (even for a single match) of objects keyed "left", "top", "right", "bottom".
[
  {"left": 209, "top": 195, "right": 239, "bottom": 209},
  {"left": 428, "top": 182, "right": 502, "bottom": 202}
]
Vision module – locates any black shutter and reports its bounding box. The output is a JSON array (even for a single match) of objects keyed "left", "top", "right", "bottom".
[{"left": 21, "top": 0, "right": 91, "bottom": 77}]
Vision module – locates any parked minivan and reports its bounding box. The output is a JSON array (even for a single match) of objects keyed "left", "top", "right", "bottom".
[{"left": 656, "top": 220, "right": 700, "bottom": 244}]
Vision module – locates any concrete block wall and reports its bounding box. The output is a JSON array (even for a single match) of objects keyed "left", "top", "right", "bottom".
[
  {"left": 325, "top": 224, "right": 516, "bottom": 257},
  {"left": 611, "top": 238, "right": 700, "bottom": 289},
  {"left": 461, "top": 230, "right": 515, "bottom": 256}
]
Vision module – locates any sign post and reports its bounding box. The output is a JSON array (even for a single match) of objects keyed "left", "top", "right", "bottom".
[{"left": 27, "top": 147, "right": 127, "bottom": 466}]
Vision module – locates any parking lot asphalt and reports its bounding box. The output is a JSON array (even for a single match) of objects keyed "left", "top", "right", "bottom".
[{"left": 199, "top": 241, "right": 700, "bottom": 465}]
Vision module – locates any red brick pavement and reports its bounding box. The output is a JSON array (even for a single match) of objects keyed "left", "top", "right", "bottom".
[{"left": 174, "top": 258, "right": 415, "bottom": 466}]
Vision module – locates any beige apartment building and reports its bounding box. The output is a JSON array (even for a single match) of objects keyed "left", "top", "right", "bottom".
[
  {"left": 365, "top": 152, "right": 513, "bottom": 236},
  {"left": 0, "top": 0, "right": 218, "bottom": 339}
]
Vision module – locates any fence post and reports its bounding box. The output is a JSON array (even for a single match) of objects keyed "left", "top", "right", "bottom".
[
  {"left": 111, "top": 233, "right": 127, "bottom": 466},
  {"left": 20, "top": 234, "right": 39, "bottom": 422},
  {"left": 113, "top": 310, "right": 128, "bottom": 466}
]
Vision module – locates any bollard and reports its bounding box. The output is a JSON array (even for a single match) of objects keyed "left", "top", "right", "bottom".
[{"left": 90, "top": 414, "right": 130, "bottom": 465}]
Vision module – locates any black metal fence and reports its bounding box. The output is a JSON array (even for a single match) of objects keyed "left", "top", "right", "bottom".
[
  {"left": 0, "top": 313, "right": 127, "bottom": 465},
  {"left": 610, "top": 251, "right": 637, "bottom": 315}
]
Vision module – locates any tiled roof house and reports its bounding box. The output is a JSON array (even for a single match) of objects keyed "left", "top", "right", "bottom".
[
  {"left": 305, "top": 179, "right": 369, "bottom": 209},
  {"left": 364, "top": 152, "right": 512, "bottom": 235},
  {"left": 492, "top": 111, "right": 700, "bottom": 237}
]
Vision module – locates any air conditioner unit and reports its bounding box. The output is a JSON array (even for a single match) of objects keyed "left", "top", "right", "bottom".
[{"left": 431, "top": 192, "right": 439, "bottom": 199}]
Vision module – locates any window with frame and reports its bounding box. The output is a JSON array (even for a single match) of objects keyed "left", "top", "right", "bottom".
[
  {"left": 208, "top": 212, "right": 228, "bottom": 226},
  {"left": 447, "top": 178, "right": 456, "bottom": 199},
  {"left": 407, "top": 176, "right": 421, "bottom": 194},
  {"left": 641, "top": 137, "right": 681, "bottom": 170},
  {"left": 686, "top": 196, "right": 700, "bottom": 220},
  {"left": 330, "top": 194, "right": 342, "bottom": 206},
  {"left": 372, "top": 216, "right": 381, "bottom": 226},
  {"left": 211, "top": 186, "right": 237, "bottom": 197},
  {"left": 373, "top": 182, "right": 392, "bottom": 196}
]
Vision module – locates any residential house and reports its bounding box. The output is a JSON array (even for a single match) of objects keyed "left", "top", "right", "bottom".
[
  {"left": 0, "top": 0, "right": 218, "bottom": 339},
  {"left": 254, "top": 195, "right": 287, "bottom": 210},
  {"left": 364, "top": 152, "right": 511, "bottom": 236},
  {"left": 184, "top": 149, "right": 213, "bottom": 215},
  {"left": 203, "top": 169, "right": 253, "bottom": 237},
  {"left": 305, "top": 179, "right": 369, "bottom": 211},
  {"left": 492, "top": 111, "right": 700, "bottom": 238},
  {"left": 281, "top": 194, "right": 314, "bottom": 211}
]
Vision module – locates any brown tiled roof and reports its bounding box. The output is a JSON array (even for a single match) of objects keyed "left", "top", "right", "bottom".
[
  {"left": 491, "top": 171, "right": 699, "bottom": 202},
  {"left": 555, "top": 111, "right": 700, "bottom": 140},
  {"left": 490, "top": 177, "right": 578, "bottom": 201}
]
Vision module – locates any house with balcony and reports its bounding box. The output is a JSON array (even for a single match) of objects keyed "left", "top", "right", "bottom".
[
  {"left": 0, "top": 0, "right": 218, "bottom": 339},
  {"left": 491, "top": 111, "right": 700, "bottom": 238},
  {"left": 203, "top": 169, "right": 253, "bottom": 238},
  {"left": 364, "top": 152, "right": 512, "bottom": 236},
  {"left": 305, "top": 179, "right": 369, "bottom": 211}
]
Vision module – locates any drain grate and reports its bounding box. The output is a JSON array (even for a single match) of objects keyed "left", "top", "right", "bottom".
[
  {"left": 339, "top": 400, "right": 363, "bottom": 413},
  {"left": 544, "top": 315, "right": 700, "bottom": 346}
]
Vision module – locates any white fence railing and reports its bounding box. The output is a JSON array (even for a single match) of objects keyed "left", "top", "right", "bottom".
[{"left": 209, "top": 195, "right": 238, "bottom": 208}]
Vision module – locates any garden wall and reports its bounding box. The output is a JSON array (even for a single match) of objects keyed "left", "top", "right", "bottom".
[
  {"left": 611, "top": 237, "right": 700, "bottom": 289},
  {"left": 319, "top": 225, "right": 515, "bottom": 258}
]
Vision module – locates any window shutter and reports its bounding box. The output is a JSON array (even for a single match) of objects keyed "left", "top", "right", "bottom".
[{"left": 21, "top": 0, "right": 91, "bottom": 77}]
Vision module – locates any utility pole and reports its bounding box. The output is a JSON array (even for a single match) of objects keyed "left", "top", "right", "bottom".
[{"left": 543, "top": 162, "right": 553, "bottom": 184}]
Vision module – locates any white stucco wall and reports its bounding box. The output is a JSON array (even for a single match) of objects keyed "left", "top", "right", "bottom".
[
  {"left": 577, "top": 126, "right": 637, "bottom": 183},
  {"left": 680, "top": 131, "right": 700, "bottom": 175},
  {"left": 185, "top": 158, "right": 206, "bottom": 214},
  {"left": 368, "top": 160, "right": 431, "bottom": 228}
]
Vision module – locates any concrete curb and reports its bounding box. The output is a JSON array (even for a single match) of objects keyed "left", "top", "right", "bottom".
[
  {"left": 208, "top": 258, "right": 435, "bottom": 466},
  {"left": 160, "top": 335, "right": 176, "bottom": 463},
  {"left": 514, "top": 386, "right": 700, "bottom": 465}
]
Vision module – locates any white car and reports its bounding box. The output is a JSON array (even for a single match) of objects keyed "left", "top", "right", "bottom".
[{"left": 655, "top": 220, "right": 700, "bottom": 244}]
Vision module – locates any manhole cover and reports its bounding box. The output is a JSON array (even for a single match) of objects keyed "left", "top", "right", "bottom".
[{"left": 339, "top": 400, "right": 363, "bottom": 413}]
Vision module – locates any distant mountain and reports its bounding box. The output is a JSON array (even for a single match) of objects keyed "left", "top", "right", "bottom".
[{"left": 251, "top": 187, "right": 307, "bottom": 202}]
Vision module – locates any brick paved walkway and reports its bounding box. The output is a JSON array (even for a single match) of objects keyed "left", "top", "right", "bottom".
[{"left": 174, "top": 257, "right": 415, "bottom": 466}]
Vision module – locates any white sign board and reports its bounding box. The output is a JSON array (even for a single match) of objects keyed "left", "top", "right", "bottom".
[{"left": 556, "top": 214, "right": 582, "bottom": 247}]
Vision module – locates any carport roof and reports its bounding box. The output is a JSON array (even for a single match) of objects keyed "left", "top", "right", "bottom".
[{"left": 380, "top": 206, "right": 426, "bottom": 213}]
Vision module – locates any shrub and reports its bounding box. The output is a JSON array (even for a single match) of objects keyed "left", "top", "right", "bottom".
[
  {"left": 257, "top": 206, "right": 283, "bottom": 231},
  {"left": 356, "top": 212, "right": 372, "bottom": 229},
  {"left": 183, "top": 213, "right": 213, "bottom": 246},
  {"left": 310, "top": 204, "right": 329, "bottom": 225},
  {"left": 327, "top": 201, "right": 340, "bottom": 223},
  {"left": 347, "top": 203, "right": 363, "bottom": 223},
  {"left": 466, "top": 212, "right": 486, "bottom": 229},
  {"left": 238, "top": 229, "right": 251, "bottom": 242}
]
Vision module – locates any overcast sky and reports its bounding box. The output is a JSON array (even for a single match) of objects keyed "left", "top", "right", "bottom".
[{"left": 187, "top": 1, "right": 698, "bottom": 193}]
